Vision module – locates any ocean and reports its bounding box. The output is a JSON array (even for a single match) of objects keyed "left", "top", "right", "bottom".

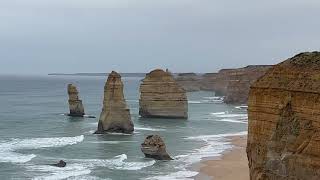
[{"left": 0, "top": 75, "right": 247, "bottom": 180}]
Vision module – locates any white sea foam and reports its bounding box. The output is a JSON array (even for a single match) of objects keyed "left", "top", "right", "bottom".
[
  {"left": 30, "top": 163, "right": 91, "bottom": 180},
  {"left": 30, "top": 154, "right": 153, "bottom": 180},
  {"left": 216, "top": 118, "right": 248, "bottom": 124},
  {"left": 188, "top": 101, "right": 202, "bottom": 104},
  {"left": 215, "top": 114, "right": 248, "bottom": 118},
  {"left": 210, "top": 112, "right": 226, "bottom": 115},
  {"left": 0, "top": 135, "right": 84, "bottom": 163},
  {"left": 88, "top": 141, "right": 137, "bottom": 144},
  {"left": 179, "top": 131, "right": 247, "bottom": 164},
  {"left": 235, "top": 105, "right": 248, "bottom": 110},
  {"left": 145, "top": 131, "right": 247, "bottom": 180},
  {"left": 71, "top": 154, "right": 155, "bottom": 171},
  {"left": 145, "top": 170, "right": 198, "bottom": 180},
  {"left": 135, "top": 126, "right": 166, "bottom": 132}
]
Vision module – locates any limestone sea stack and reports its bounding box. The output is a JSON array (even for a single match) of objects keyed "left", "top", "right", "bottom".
[
  {"left": 139, "top": 69, "right": 188, "bottom": 119},
  {"left": 175, "top": 73, "right": 202, "bottom": 92},
  {"left": 247, "top": 52, "right": 320, "bottom": 179},
  {"left": 67, "top": 84, "right": 85, "bottom": 117},
  {"left": 95, "top": 71, "right": 134, "bottom": 134},
  {"left": 141, "top": 135, "right": 173, "bottom": 160}
]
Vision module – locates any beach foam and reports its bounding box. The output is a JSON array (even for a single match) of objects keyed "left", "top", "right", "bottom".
[{"left": 145, "top": 170, "right": 198, "bottom": 180}]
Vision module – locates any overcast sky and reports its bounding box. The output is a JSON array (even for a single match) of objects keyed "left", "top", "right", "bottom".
[{"left": 0, "top": 0, "right": 319, "bottom": 74}]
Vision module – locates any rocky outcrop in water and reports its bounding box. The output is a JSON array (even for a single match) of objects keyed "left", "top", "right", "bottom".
[
  {"left": 247, "top": 52, "right": 320, "bottom": 180},
  {"left": 95, "top": 71, "right": 134, "bottom": 134},
  {"left": 139, "top": 69, "right": 188, "bottom": 119},
  {"left": 141, "top": 135, "right": 173, "bottom": 160},
  {"left": 175, "top": 73, "right": 202, "bottom": 92},
  {"left": 67, "top": 84, "right": 85, "bottom": 117},
  {"left": 51, "top": 160, "right": 67, "bottom": 168}
]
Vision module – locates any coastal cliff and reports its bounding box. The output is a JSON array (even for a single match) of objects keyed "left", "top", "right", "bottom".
[
  {"left": 247, "top": 52, "right": 320, "bottom": 179},
  {"left": 139, "top": 69, "right": 188, "bottom": 119},
  {"left": 67, "top": 84, "right": 85, "bottom": 117},
  {"left": 96, "top": 71, "right": 134, "bottom": 134},
  {"left": 224, "top": 65, "right": 272, "bottom": 104}
]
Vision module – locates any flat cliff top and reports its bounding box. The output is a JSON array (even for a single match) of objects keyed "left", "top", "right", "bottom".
[{"left": 252, "top": 51, "right": 320, "bottom": 93}]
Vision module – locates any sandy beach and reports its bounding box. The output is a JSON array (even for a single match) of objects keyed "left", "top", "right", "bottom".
[{"left": 194, "top": 135, "right": 249, "bottom": 180}]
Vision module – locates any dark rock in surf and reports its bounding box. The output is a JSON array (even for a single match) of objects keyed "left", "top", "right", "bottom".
[{"left": 52, "top": 160, "right": 67, "bottom": 168}]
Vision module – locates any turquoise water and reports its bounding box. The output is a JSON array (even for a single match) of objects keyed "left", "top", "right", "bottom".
[{"left": 0, "top": 75, "right": 247, "bottom": 180}]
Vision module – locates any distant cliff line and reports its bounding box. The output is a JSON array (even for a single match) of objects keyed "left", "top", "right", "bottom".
[{"left": 48, "top": 72, "right": 205, "bottom": 77}]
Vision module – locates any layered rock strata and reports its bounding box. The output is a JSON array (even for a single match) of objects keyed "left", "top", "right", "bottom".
[
  {"left": 141, "top": 135, "right": 173, "bottom": 160},
  {"left": 139, "top": 69, "right": 188, "bottom": 119},
  {"left": 175, "top": 73, "right": 202, "bottom": 92},
  {"left": 224, "top": 65, "right": 272, "bottom": 104},
  {"left": 67, "top": 84, "right": 85, "bottom": 117},
  {"left": 95, "top": 71, "right": 134, "bottom": 134},
  {"left": 247, "top": 52, "right": 320, "bottom": 180}
]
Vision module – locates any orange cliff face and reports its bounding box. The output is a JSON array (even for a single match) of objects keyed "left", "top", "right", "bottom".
[
  {"left": 200, "top": 66, "right": 272, "bottom": 104},
  {"left": 247, "top": 52, "right": 320, "bottom": 179}
]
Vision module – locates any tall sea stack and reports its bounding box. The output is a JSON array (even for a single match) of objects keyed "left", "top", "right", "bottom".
[
  {"left": 95, "top": 71, "right": 134, "bottom": 134},
  {"left": 67, "top": 84, "right": 85, "bottom": 117},
  {"left": 139, "top": 69, "right": 188, "bottom": 119},
  {"left": 247, "top": 52, "right": 320, "bottom": 179}
]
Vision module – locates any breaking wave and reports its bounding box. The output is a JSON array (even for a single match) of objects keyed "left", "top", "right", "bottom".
[{"left": 0, "top": 135, "right": 84, "bottom": 163}]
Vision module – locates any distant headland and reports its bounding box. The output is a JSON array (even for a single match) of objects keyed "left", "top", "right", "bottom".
[{"left": 48, "top": 73, "right": 147, "bottom": 77}]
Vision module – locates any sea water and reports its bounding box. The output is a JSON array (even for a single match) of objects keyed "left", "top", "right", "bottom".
[{"left": 0, "top": 75, "right": 247, "bottom": 180}]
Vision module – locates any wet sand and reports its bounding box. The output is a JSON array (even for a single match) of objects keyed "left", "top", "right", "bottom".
[{"left": 194, "top": 135, "right": 249, "bottom": 180}]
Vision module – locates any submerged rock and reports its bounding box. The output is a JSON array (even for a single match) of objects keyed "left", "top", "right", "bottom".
[
  {"left": 247, "top": 52, "right": 320, "bottom": 180},
  {"left": 52, "top": 160, "right": 67, "bottom": 167},
  {"left": 67, "top": 84, "right": 85, "bottom": 117},
  {"left": 139, "top": 69, "right": 188, "bottom": 119},
  {"left": 95, "top": 71, "right": 134, "bottom": 134},
  {"left": 141, "top": 135, "right": 173, "bottom": 160}
]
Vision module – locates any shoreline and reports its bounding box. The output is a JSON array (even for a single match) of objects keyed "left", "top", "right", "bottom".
[{"left": 193, "top": 135, "right": 249, "bottom": 180}]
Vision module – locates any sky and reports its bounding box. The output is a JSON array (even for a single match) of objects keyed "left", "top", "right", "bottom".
[{"left": 0, "top": 0, "right": 320, "bottom": 74}]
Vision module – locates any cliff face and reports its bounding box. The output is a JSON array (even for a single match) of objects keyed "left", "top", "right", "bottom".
[
  {"left": 67, "top": 84, "right": 85, "bottom": 117},
  {"left": 247, "top": 52, "right": 320, "bottom": 180},
  {"left": 224, "top": 65, "right": 272, "bottom": 104},
  {"left": 175, "top": 73, "right": 202, "bottom": 92},
  {"left": 139, "top": 69, "right": 188, "bottom": 119},
  {"left": 96, "top": 71, "right": 134, "bottom": 134}
]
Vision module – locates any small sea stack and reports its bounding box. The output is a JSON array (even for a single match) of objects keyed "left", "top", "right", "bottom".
[
  {"left": 67, "top": 84, "right": 85, "bottom": 117},
  {"left": 247, "top": 52, "right": 320, "bottom": 179},
  {"left": 141, "top": 135, "right": 173, "bottom": 160},
  {"left": 95, "top": 71, "right": 134, "bottom": 134},
  {"left": 139, "top": 69, "right": 188, "bottom": 119}
]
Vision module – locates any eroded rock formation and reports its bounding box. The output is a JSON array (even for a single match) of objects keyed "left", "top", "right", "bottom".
[
  {"left": 95, "top": 71, "right": 134, "bottom": 134},
  {"left": 247, "top": 52, "right": 320, "bottom": 180},
  {"left": 224, "top": 65, "right": 272, "bottom": 104},
  {"left": 175, "top": 73, "right": 202, "bottom": 92},
  {"left": 141, "top": 135, "right": 173, "bottom": 160},
  {"left": 139, "top": 69, "right": 188, "bottom": 119},
  {"left": 67, "top": 84, "right": 85, "bottom": 117}
]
